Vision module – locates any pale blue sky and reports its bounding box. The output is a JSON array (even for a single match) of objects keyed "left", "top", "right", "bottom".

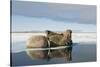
[
  {"left": 11, "top": 0, "right": 96, "bottom": 32},
  {"left": 12, "top": 15, "right": 96, "bottom": 32}
]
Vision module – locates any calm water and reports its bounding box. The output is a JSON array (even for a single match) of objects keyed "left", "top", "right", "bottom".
[{"left": 11, "top": 42, "right": 96, "bottom": 66}]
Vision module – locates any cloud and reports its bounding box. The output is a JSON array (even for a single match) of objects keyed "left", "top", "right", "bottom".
[{"left": 11, "top": 0, "right": 96, "bottom": 24}]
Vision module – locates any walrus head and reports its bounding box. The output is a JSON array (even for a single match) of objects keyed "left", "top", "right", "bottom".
[
  {"left": 45, "top": 29, "right": 72, "bottom": 46},
  {"left": 62, "top": 29, "right": 72, "bottom": 46}
]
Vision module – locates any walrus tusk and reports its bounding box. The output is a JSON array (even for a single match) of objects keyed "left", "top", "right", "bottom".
[{"left": 26, "top": 46, "right": 72, "bottom": 51}]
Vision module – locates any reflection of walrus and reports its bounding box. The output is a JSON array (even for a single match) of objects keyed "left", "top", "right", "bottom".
[
  {"left": 26, "top": 47, "right": 72, "bottom": 61},
  {"left": 50, "top": 47, "right": 72, "bottom": 61},
  {"left": 26, "top": 50, "right": 48, "bottom": 60},
  {"left": 26, "top": 30, "right": 72, "bottom": 60}
]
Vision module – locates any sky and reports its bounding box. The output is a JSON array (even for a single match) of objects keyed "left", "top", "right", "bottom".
[{"left": 11, "top": 0, "right": 96, "bottom": 32}]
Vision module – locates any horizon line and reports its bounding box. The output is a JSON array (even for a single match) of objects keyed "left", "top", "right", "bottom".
[{"left": 11, "top": 31, "right": 96, "bottom": 33}]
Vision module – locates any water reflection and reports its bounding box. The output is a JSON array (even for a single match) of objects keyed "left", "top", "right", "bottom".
[{"left": 26, "top": 46, "right": 72, "bottom": 61}]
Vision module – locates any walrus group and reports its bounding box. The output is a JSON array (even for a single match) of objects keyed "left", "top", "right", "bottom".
[{"left": 26, "top": 29, "right": 73, "bottom": 61}]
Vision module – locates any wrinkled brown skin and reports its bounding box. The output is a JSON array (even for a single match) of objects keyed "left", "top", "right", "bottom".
[
  {"left": 26, "top": 35, "right": 48, "bottom": 48},
  {"left": 46, "top": 29, "right": 72, "bottom": 46}
]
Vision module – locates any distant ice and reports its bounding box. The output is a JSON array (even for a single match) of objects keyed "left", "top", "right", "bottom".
[{"left": 12, "top": 32, "right": 96, "bottom": 43}]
